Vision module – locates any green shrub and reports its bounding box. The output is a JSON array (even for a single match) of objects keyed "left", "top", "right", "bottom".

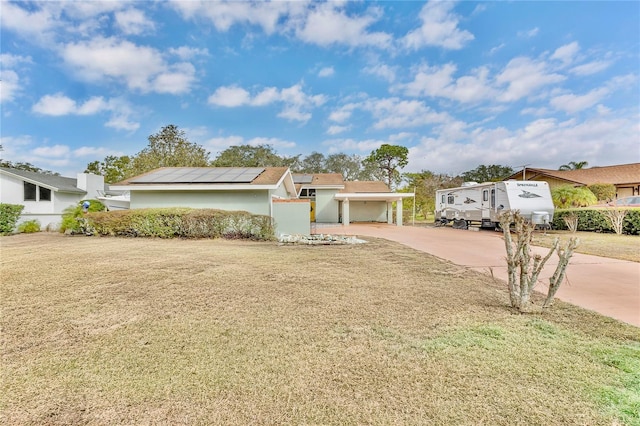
[
  {"left": 587, "top": 183, "right": 617, "bottom": 202},
  {"left": 551, "top": 185, "right": 597, "bottom": 208},
  {"left": 552, "top": 208, "right": 640, "bottom": 235},
  {"left": 85, "top": 208, "right": 275, "bottom": 240},
  {"left": 0, "top": 204, "right": 25, "bottom": 235},
  {"left": 18, "top": 220, "right": 41, "bottom": 233},
  {"left": 60, "top": 199, "right": 105, "bottom": 234}
]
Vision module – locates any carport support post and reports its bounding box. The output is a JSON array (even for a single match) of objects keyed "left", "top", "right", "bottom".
[
  {"left": 343, "top": 198, "right": 350, "bottom": 226},
  {"left": 396, "top": 199, "right": 403, "bottom": 226},
  {"left": 387, "top": 202, "right": 393, "bottom": 224}
]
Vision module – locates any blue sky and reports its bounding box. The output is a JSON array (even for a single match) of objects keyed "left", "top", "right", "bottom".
[{"left": 1, "top": 0, "right": 639, "bottom": 177}]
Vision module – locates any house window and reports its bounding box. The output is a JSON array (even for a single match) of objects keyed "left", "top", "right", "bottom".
[
  {"left": 24, "top": 182, "right": 37, "bottom": 201},
  {"left": 300, "top": 188, "right": 316, "bottom": 198},
  {"left": 39, "top": 187, "right": 52, "bottom": 201}
]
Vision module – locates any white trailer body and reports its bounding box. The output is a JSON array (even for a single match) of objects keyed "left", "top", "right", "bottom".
[{"left": 435, "top": 181, "right": 554, "bottom": 228}]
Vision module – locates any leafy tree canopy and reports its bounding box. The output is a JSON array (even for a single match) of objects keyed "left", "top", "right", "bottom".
[
  {"left": 551, "top": 185, "right": 597, "bottom": 208},
  {"left": 460, "top": 164, "right": 514, "bottom": 182},
  {"left": 0, "top": 160, "right": 59, "bottom": 175},
  {"left": 559, "top": 161, "right": 589, "bottom": 170},
  {"left": 131, "top": 125, "right": 210, "bottom": 175},
  {"left": 364, "top": 144, "right": 409, "bottom": 189},
  {"left": 402, "top": 171, "right": 463, "bottom": 217},
  {"left": 85, "top": 155, "right": 133, "bottom": 184},
  {"left": 211, "top": 144, "right": 298, "bottom": 168}
]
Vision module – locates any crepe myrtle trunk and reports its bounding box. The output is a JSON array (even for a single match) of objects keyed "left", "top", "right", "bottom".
[{"left": 500, "top": 212, "right": 578, "bottom": 312}]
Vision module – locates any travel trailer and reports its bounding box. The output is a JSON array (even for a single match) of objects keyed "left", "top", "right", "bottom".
[{"left": 435, "top": 181, "right": 554, "bottom": 229}]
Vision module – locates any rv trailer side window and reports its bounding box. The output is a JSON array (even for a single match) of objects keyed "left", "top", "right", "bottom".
[
  {"left": 491, "top": 189, "right": 495, "bottom": 208},
  {"left": 441, "top": 194, "right": 445, "bottom": 204},
  {"left": 483, "top": 190, "right": 488, "bottom": 201},
  {"left": 447, "top": 195, "right": 454, "bottom": 204}
]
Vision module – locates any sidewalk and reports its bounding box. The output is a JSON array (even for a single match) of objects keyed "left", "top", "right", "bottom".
[{"left": 314, "top": 223, "right": 640, "bottom": 327}]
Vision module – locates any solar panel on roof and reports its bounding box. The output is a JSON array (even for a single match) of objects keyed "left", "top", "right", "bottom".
[
  {"left": 293, "top": 174, "right": 313, "bottom": 184},
  {"left": 129, "top": 168, "right": 265, "bottom": 184}
]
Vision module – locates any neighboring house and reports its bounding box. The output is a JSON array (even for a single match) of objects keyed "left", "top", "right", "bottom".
[
  {"left": 0, "top": 167, "right": 104, "bottom": 230},
  {"left": 293, "top": 173, "right": 414, "bottom": 226},
  {"left": 506, "top": 163, "right": 640, "bottom": 198}
]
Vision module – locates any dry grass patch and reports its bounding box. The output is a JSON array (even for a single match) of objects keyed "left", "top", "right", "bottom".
[
  {"left": 1, "top": 233, "right": 639, "bottom": 425},
  {"left": 531, "top": 230, "right": 640, "bottom": 262}
]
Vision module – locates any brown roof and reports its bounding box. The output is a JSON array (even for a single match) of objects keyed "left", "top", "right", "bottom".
[
  {"left": 341, "top": 181, "right": 390, "bottom": 193},
  {"left": 507, "top": 163, "right": 640, "bottom": 186},
  {"left": 308, "top": 173, "right": 345, "bottom": 186},
  {"left": 252, "top": 167, "right": 289, "bottom": 185}
]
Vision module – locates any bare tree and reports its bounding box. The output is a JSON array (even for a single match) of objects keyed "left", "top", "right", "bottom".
[
  {"left": 500, "top": 212, "right": 579, "bottom": 312},
  {"left": 601, "top": 208, "right": 628, "bottom": 235}
]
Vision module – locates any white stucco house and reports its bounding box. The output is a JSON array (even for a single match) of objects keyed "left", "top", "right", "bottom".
[
  {"left": 0, "top": 167, "right": 104, "bottom": 230},
  {"left": 110, "top": 167, "right": 413, "bottom": 236}
]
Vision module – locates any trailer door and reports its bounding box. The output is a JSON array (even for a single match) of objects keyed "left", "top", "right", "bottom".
[{"left": 481, "top": 189, "right": 491, "bottom": 220}]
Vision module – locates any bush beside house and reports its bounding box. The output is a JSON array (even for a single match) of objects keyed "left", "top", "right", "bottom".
[
  {"left": 0, "top": 204, "right": 25, "bottom": 235},
  {"left": 552, "top": 208, "right": 640, "bottom": 235}
]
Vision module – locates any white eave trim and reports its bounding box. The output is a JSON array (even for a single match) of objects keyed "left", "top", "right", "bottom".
[
  {"left": 109, "top": 183, "right": 278, "bottom": 191},
  {"left": 334, "top": 192, "right": 415, "bottom": 201}
]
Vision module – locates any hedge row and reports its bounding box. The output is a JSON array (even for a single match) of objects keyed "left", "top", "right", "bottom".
[
  {"left": 552, "top": 208, "right": 640, "bottom": 235},
  {"left": 84, "top": 208, "right": 275, "bottom": 240}
]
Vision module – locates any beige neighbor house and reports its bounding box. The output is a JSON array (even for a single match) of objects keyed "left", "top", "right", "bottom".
[
  {"left": 506, "top": 163, "right": 640, "bottom": 199},
  {"left": 110, "top": 167, "right": 413, "bottom": 237},
  {"left": 0, "top": 167, "right": 105, "bottom": 230}
]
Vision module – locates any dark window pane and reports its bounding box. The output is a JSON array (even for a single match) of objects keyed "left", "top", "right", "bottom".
[
  {"left": 39, "top": 187, "right": 52, "bottom": 201},
  {"left": 24, "top": 182, "right": 36, "bottom": 200}
]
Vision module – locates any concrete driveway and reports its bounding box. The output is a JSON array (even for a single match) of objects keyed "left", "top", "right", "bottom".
[{"left": 314, "top": 223, "right": 640, "bottom": 327}]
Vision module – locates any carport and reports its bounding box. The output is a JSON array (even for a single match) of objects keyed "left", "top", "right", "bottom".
[{"left": 334, "top": 191, "right": 414, "bottom": 226}]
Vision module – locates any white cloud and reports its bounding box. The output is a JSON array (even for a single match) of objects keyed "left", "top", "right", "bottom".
[
  {"left": 407, "top": 114, "right": 640, "bottom": 175},
  {"left": 570, "top": 61, "right": 612, "bottom": 76},
  {"left": 31, "top": 93, "right": 139, "bottom": 131},
  {"left": 518, "top": 27, "right": 539, "bottom": 38},
  {"left": 328, "top": 104, "right": 357, "bottom": 123},
  {"left": 208, "top": 86, "right": 252, "bottom": 107},
  {"left": 168, "top": 46, "right": 210, "bottom": 60},
  {"left": 294, "top": 3, "right": 392, "bottom": 48},
  {"left": 32, "top": 144, "right": 70, "bottom": 157},
  {"left": 363, "top": 98, "right": 451, "bottom": 129},
  {"left": 32, "top": 93, "right": 79, "bottom": 116},
  {"left": 115, "top": 8, "right": 155, "bottom": 35},
  {"left": 550, "top": 88, "right": 609, "bottom": 114},
  {"left": 170, "top": 0, "right": 295, "bottom": 35},
  {"left": 246, "top": 137, "right": 296, "bottom": 149},
  {"left": 402, "top": 1, "right": 474, "bottom": 50},
  {"left": 399, "top": 63, "right": 496, "bottom": 103},
  {"left": 0, "top": 70, "right": 21, "bottom": 104},
  {"left": 326, "top": 125, "right": 351, "bottom": 135},
  {"left": 551, "top": 41, "right": 580, "bottom": 66},
  {"left": 73, "top": 146, "right": 124, "bottom": 157},
  {"left": 322, "top": 138, "right": 385, "bottom": 153},
  {"left": 495, "top": 57, "right": 565, "bottom": 102},
  {"left": 61, "top": 37, "right": 196, "bottom": 94},
  {"left": 363, "top": 63, "right": 396, "bottom": 82},
  {"left": 318, "top": 66, "right": 335, "bottom": 77},
  {"left": 208, "top": 83, "right": 325, "bottom": 123},
  {"left": 0, "top": 2, "right": 60, "bottom": 42}
]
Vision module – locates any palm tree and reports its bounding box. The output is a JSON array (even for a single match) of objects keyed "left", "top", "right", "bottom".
[{"left": 559, "top": 161, "right": 589, "bottom": 171}]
